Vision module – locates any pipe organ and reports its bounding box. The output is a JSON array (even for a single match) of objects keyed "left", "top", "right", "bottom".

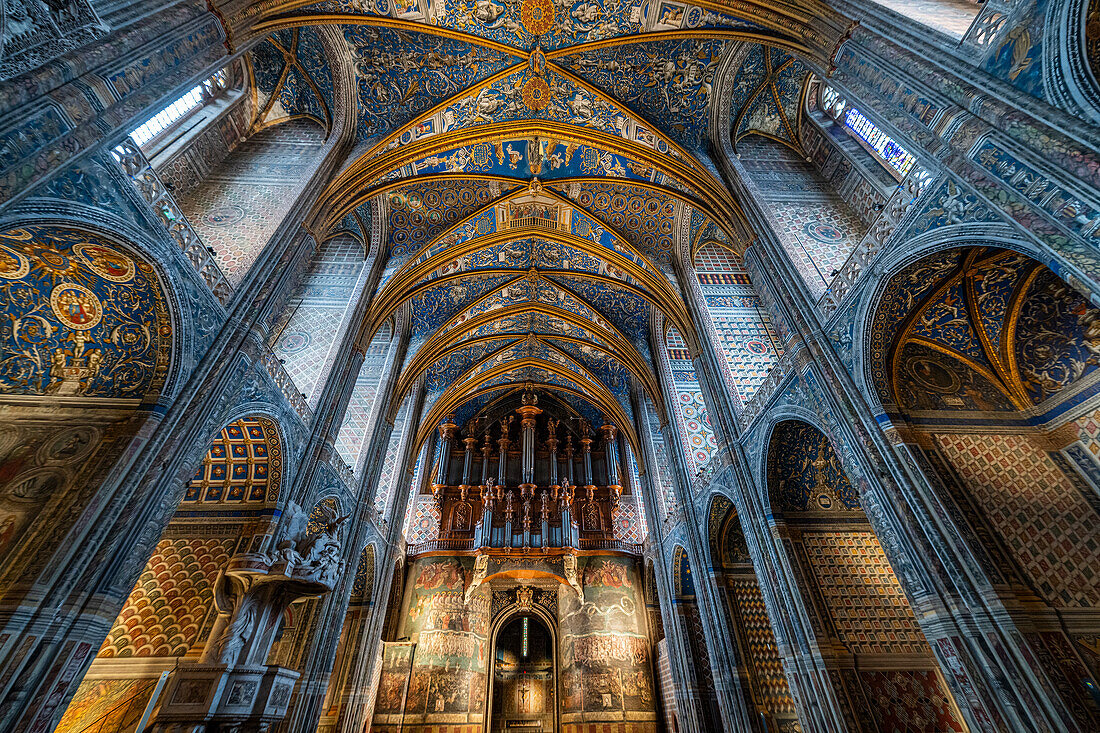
[{"left": 428, "top": 393, "right": 625, "bottom": 550}]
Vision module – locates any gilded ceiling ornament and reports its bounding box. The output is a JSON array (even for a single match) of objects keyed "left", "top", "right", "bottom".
[
  {"left": 73, "top": 243, "right": 135, "bottom": 283},
  {"left": 520, "top": 0, "right": 555, "bottom": 36},
  {"left": 50, "top": 284, "right": 102, "bottom": 331},
  {"left": 0, "top": 245, "right": 29, "bottom": 280},
  {"left": 521, "top": 75, "right": 552, "bottom": 111}
]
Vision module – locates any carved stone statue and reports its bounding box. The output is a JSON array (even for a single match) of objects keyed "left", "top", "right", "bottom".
[
  {"left": 563, "top": 554, "right": 583, "bottom": 597},
  {"left": 270, "top": 501, "right": 349, "bottom": 587}
]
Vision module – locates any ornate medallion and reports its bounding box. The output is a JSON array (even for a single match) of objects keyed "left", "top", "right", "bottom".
[
  {"left": 0, "top": 245, "right": 29, "bottom": 280},
  {"left": 203, "top": 205, "right": 246, "bottom": 227},
  {"left": 520, "top": 0, "right": 555, "bottom": 35},
  {"left": 522, "top": 76, "right": 552, "bottom": 110},
  {"left": 74, "top": 243, "right": 135, "bottom": 283},
  {"left": 803, "top": 220, "right": 844, "bottom": 243},
  {"left": 50, "top": 283, "right": 103, "bottom": 330}
]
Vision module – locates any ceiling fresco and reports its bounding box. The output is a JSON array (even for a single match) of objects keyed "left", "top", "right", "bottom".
[
  {"left": 556, "top": 37, "right": 731, "bottom": 151},
  {"left": 298, "top": 0, "right": 796, "bottom": 52},
  {"left": 871, "top": 247, "right": 1100, "bottom": 414},
  {"left": 246, "top": 27, "right": 335, "bottom": 132},
  {"left": 183, "top": 417, "right": 283, "bottom": 505},
  {"left": 342, "top": 25, "right": 521, "bottom": 141},
  {"left": 729, "top": 44, "right": 808, "bottom": 150},
  {"left": 0, "top": 225, "right": 172, "bottom": 400},
  {"left": 386, "top": 178, "right": 520, "bottom": 264},
  {"left": 230, "top": 0, "right": 848, "bottom": 453},
  {"left": 766, "top": 420, "right": 859, "bottom": 514}
]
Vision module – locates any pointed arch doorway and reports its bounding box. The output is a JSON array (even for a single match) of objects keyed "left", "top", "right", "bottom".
[{"left": 486, "top": 605, "right": 558, "bottom": 732}]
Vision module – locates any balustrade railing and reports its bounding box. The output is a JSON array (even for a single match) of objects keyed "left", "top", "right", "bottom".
[
  {"left": 112, "top": 139, "right": 232, "bottom": 306},
  {"left": 577, "top": 538, "right": 643, "bottom": 553},
  {"left": 960, "top": 0, "right": 1017, "bottom": 56},
  {"left": 408, "top": 538, "right": 475, "bottom": 555},
  {"left": 260, "top": 348, "right": 313, "bottom": 423},
  {"left": 406, "top": 537, "right": 642, "bottom": 555},
  {"left": 819, "top": 170, "right": 931, "bottom": 316}
]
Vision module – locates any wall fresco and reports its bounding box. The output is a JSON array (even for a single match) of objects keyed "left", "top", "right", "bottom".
[
  {"left": 390, "top": 556, "right": 491, "bottom": 732},
  {"left": 0, "top": 225, "right": 171, "bottom": 399},
  {"left": 559, "top": 556, "right": 656, "bottom": 728}
]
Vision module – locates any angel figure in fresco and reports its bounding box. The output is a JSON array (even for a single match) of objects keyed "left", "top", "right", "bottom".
[
  {"left": 471, "top": 88, "right": 504, "bottom": 122},
  {"left": 472, "top": 0, "right": 506, "bottom": 26}
]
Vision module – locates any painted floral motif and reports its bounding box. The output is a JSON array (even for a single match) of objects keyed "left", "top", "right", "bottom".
[{"left": 0, "top": 225, "right": 171, "bottom": 399}]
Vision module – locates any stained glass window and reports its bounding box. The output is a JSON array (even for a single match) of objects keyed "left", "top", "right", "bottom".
[
  {"left": 819, "top": 84, "right": 916, "bottom": 178},
  {"left": 129, "top": 69, "right": 228, "bottom": 148},
  {"left": 522, "top": 616, "right": 529, "bottom": 657}
]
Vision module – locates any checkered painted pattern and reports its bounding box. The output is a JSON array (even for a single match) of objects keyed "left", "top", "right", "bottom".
[
  {"left": 377, "top": 396, "right": 413, "bottom": 517},
  {"left": 406, "top": 495, "right": 441, "bottom": 544},
  {"left": 732, "top": 578, "right": 795, "bottom": 715},
  {"left": 738, "top": 138, "right": 865, "bottom": 301},
  {"left": 647, "top": 403, "right": 679, "bottom": 524},
  {"left": 693, "top": 243, "right": 783, "bottom": 403},
  {"left": 1075, "top": 410, "right": 1100, "bottom": 458},
  {"left": 627, "top": 450, "right": 648, "bottom": 538},
  {"left": 335, "top": 326, "right": 392, "bottom": 471},
  {"left": 274, "top": 234, "right": 365, "bottom": 404},
  {"left": 937, "top": 433, "right": 1100, "bottom": 607},
  {"left": 612, "top": 490, "right": 643, "bottom": 543},
  {"left": 178, "top": 120, "right": 325, "bottom": 286},
  {"left": 801, "top": 531, "right": 929, "bottom": 655},
  {"left": 694, "top": 243, "right": 745, "bottom": 273},
  {"left": 666, "top": 326, "right": 716, "bottom": 474},
  {"left": 184, "top": 417, "right": 280, "bottom": 503},
  {"left": 665, "top": 324, "right": 691, "bottom": 361},
  {"left": 655, "top": 639, "right": 678, "bottom": 732},
  {"left": 860, "top": 670, "right": 966, "bottom": 732}
]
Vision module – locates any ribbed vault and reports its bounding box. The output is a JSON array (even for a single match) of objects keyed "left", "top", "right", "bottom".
[{"left": 218, "top": 0, "right": 837, "bottom": 453}]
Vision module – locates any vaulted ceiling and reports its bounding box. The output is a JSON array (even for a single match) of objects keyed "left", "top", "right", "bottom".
[{"left": 226, "top": 0, "right": 849, "bottom": 449}]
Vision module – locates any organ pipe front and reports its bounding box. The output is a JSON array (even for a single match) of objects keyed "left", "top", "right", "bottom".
[{"left": 429, "top": 392, "right": 624, "bottom": 550}]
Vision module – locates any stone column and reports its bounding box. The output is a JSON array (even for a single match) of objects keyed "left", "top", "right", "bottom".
[
  {"left": 650, "top": 335, "right": 763, "bottom": 732},
  {"left": 628, "top": 385, "right": 711, "bottom": 732}
]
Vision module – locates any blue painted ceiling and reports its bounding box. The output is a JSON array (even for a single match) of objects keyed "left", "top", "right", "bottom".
[{"left": 248, "top": 0, "right": 829, "bottom": 434}]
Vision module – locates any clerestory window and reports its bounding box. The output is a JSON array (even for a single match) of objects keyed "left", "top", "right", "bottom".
[
  {"left": 819, "top": 85, "right": 917, "bottom": 179},
  {"left": 128, "top": 69, "right": 229, "bottom": 149}
]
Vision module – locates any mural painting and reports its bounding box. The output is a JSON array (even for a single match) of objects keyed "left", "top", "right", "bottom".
[
  {"left": 0, "top": 225, "right": 171, "bottom": 399},
  {"left": 558, "top": 556, "right": 657, "bottom": 732},
  {"left": 385, "top": 556, "right": 491, "bottom": 732}
]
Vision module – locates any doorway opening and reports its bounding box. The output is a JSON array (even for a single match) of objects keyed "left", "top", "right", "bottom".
[{"left": 488, "top": 612, "right": 556, "bottom": 732}]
